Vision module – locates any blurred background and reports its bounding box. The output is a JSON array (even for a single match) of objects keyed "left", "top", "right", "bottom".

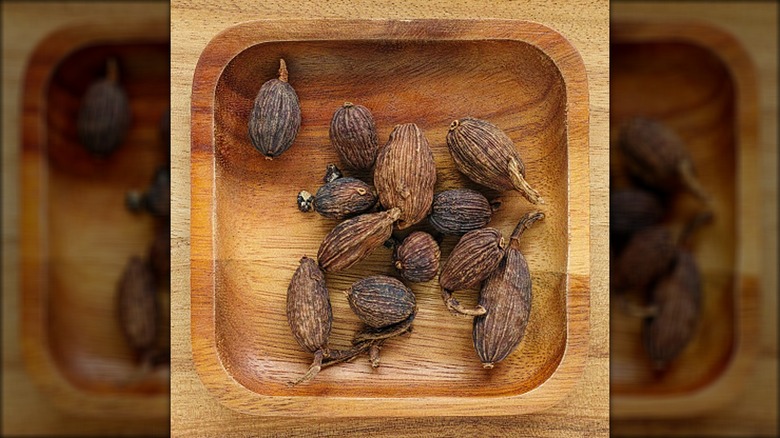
[
  {"left": 610, "top": 1, "right": 777, "bottom": 436},
  {"left": 2, "top": 1, "right": 170, "bottom": 436}
]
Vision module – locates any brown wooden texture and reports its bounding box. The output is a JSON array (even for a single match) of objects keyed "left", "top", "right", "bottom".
[
  {"left": 610, "top": 21, "right": 762, "bottom": 418},
  {"left": 19, "top": 22, "right": 170, "bottom": 417},
  {"left": 191, "top": 18, "right": 590, "bottom": 417}
]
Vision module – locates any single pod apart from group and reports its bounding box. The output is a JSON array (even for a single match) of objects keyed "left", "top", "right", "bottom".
[
  {"left": 374, "top": 123, "right": 437, "bottom": 229},
  {"left": 248, "top": 58, "right": 301, "bottom": 159},
  {"left": 474, "top": 211, "right": 544, "bottom": 369},
  {"left": 446, "top": 117, "right": 542, "bottom": 204},
  {"left": 77, "top": 58, "right": 130, "bottom": 157},
  {"left": 317, "top": 207, "right": 401, "bottom": 272},
  {"left": 329, "top": 102, "right": 380, "bottom": 170}
]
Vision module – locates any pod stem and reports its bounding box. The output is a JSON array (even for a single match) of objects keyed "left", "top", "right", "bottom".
[
  {"left": 508, "top": 157, "right": 543, "bottom": 204},
  {"left": 106, "top": 58, "right": 119, "bottom": 83},
  {"left": 278, "top": 58, "right": 289, "bottom": 82},
  {"left": 352, "top": 312, "right": 416, "bottom": 343},
  {"left": 441, "top": 288, "right": 487, "bottom": 317},
  {"left": 289, "top": 349, "right": 323, "bottom": 386},
  {"left": 509, "top": 211, "right": 545, "bottom": 247},
  {"left": 678, "top": 160, "right": 711, "bottom": 205}
]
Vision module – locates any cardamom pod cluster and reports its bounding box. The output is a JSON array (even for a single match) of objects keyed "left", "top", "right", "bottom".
[
  {"left": 374, "top": 123, "right": 437, "bottom": 229},
  {"left": 428, "top": 188, "right": 496, "bottom": 235},
  {"left": 446, "top": 118, "right": 541, "bottom": 204},
  {"left": 473, "top": 211, "right": 544, "bottom": 368},
  {"left": 312, "top": 177, "right": 377, "bottom": 220},
  {"left": 393, "top": 231, "right": 440, "bottom": 283},
  {"left": 248, "top": 59, "right": 301, "bottom": 159},
  {"left": 329, "top": 103, "right": 379, "bottom": 170},
  {"left": 77, "top": 59, "right": 130, "bottom": 157},
  {"left": 317, "top": 207, "right": 400, "bottom": 272}
]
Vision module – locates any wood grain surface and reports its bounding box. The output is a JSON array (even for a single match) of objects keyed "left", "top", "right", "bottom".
[
  {"left": 190, "top": 19, "right": 590, "bottom": 417},
  {"left": 174, "top": 0, "right": 608, "bottom": 435},
  {"left": 3, "top": 4, "right": 171, "bottom": 436},
  {"left": 611, "top": 2, "right": 778, "bottom": 436}
]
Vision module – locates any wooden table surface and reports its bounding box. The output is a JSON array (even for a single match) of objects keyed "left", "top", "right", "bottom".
[
  {"left": 2, "top": 3, "right": 171, "bottom": 436},
  {"left": 171, "top": 0, "right": 609, "bottom": 436},
  {"left": 610, "top": 2, "right": 778, "bottom": 436}
]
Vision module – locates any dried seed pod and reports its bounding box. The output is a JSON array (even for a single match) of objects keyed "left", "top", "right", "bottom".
[
  {"left": 287, "top": 256, "right": 332, "bottom": 384},
  {"left": 329, "top": 103, "right": 379, "bottom": 170},
  {"left": 373, "top": 123, "right": 436, "bottom": 229},
  {"left": 248, "top": 59, "right": 301, "bottom": 159},
  {"left": 148, "top": 222, "right": 170, "bottom": 283},
  {"left": 317, "top": 207, "right": 400, "bottom": 272},
  {"left": 393, "top": 231, "right": 440, "bottom": 283},
  {"left": 126, "top": 165, "right": 170, "bottom": 216},
  {"left": 619, "top": 117, "right": 709, "bottom": 201},
  {"left": 610, "top": 187, "right": 664, "bottom": 239},
  {"left": 612, "top": 225, "right": 676, "bottom": 293},
  {"left": 473, "top": 211, "right": 544, "bottom": 368},
  {"left": 428, "top": 188, "right": 496, "bottom": 235},
  {"left": 313, "top": 177, "right": 377, "bottom": 220},
  {"left": 323, "top": 163, "right": 343, "bottom": 184},
  {"left": 642, "top": 251, "right": 701, "bottom": 370},
  {"left": 446, "top": 118, "right": 541, "bottom": 204},
  {"left": 78, "top": 58, "right": 130, "bottom": 157},
  {"left": 297, "top": 190, "right": 313, "bottom": 212},
  {"left": 346, "top": 276, "right": 416, "bottom": 328},
  {"left": 117, "top": 256, "right": 158, "bottom": 356},
  {"left": 439, "top": 228, "right": 507, "bottom": 316}
]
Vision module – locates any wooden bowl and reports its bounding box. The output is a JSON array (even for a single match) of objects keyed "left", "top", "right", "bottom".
[
  {"left": 191, "top": 19, "right": 591, "bottom": 417},
  {"left": 610, "top": 21, "right": 761, "bottom": 418},
  {"left": 20, "top": 22, "right": 170, "bottom": 417}
]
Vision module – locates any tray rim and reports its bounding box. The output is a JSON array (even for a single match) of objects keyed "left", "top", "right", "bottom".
[
  {"left": 610, "top": 20, "right": 761, "bottom": 418},
  {"left": 189, "top": 18, "right": 591, "bottom": 417},
  {"left": 20, "top": 21, "right": 171, "bottom": 418}
]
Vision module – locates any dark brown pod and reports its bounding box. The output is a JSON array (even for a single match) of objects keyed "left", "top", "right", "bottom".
[
  {"left": 346, "top": 276, "right": 416, "bottom": 328},
  {"left": 446, "top": 118, "right": 541, "bottom": 204},
  {"left": 473, "top": 211, "right": 544, "bottom": 368},
  {"left": 428, "top": 188, "right": 495, "bottom": 235},
  {"left": 148, "top": 222, "right": 170, "bottom": 283},
  {"left": 393, "top": 231, "right": 440, "bottom": 283},
  {"left": 248, "top": 59, "right": 301, "bottom": 159},
  {"left": 439, "top": 228, "right": 506, "bottom": 316},
  {"left": 642, "top": 250, "right": 701, "bottom": 370},
  {"left": 286, "top": 256, "right": 332, "bottom": 384},
  {"left": 610, "top": 187, "right": 664, "bottom": 240},
  {"left": 373, "top": 123, "right": 436, "bottom": 229},
  {"left": 612, "top": 225, "right": 676, "bottom": 293},
  {"left": 329, "top": 102, "right": 379, "bottom": 170},
  {"left": 317, "top": 207, "right": 400, "bottom": 272},
  {"left": 117, "top": 256, "right": 158, "bottom": 356},
  {"left": 314, "top": 177, "right": 377, "bottom": 220},
  {"left": 619, "top": 117, "right": 709, "bottom": 201},
  {"left": 77, "top": 59, "right": 130, "bottom": 157}
]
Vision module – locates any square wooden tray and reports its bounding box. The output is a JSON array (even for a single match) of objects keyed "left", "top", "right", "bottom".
[
  {"left": 610, "top": 21, "right": 761, "bottom": 418},
  {"left": 20, "top": 22, "right": 170, "bottom": 417},
  {"left": 190, "top": 19, "right": 590, "bottom": 417}
]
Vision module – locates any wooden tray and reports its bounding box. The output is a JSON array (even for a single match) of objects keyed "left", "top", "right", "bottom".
[
  {"left": 610, "top": 21, "right": 760, "bottom": 418},
  {"left": 20, "top": 22, "right": 170, "bottom": 417},
  {"left": 191, "top": 19, "right": 591, "bottom": 417}
]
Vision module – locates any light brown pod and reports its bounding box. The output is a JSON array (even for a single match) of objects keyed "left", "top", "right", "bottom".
[
  {"left": 317, "top": 207, "right": 401, "bottom": 272},
  {"left": 393, "top": 231, "right": 440, "bottom": 283},
  {"left": 439, "top": 228, "right": 506, "bottom": 316},
  {"left": 346, "top": 276, "right": 416, "bottom": 328},
  {"left": 446, "top": 118, "right": 541, "bottom": 204},
  {"left": 286, "top": 256, "right": 332, "bottom": 384},
  {"left": 313, "top": 177, "right": 377, "bottom": 220},
  {"left": 77, "top": 58, "right": 130, "bottom": 157},
  {"left": 248, "top": 59, "right": 301, "bottom": 159},
  {"left": 642, "top": 250, "right": 701, "bottom": 370},
  {"left": 619, "top": 117, "right": 709, "bottom": 201},
  {"left": 428, "top": 188, "right": 496, "bottom": 235},
  {"left": 329, "top": 102, "right": 379, "bottom": 170},
  {"left": 117, "top": 256, "right": 158, "bottom": 356},
  {"left": 373, "top": 123, "right": 436, "bottom": 229},
  {"left": 473, "top": 211, "right": 544, "bottom": 368}
]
